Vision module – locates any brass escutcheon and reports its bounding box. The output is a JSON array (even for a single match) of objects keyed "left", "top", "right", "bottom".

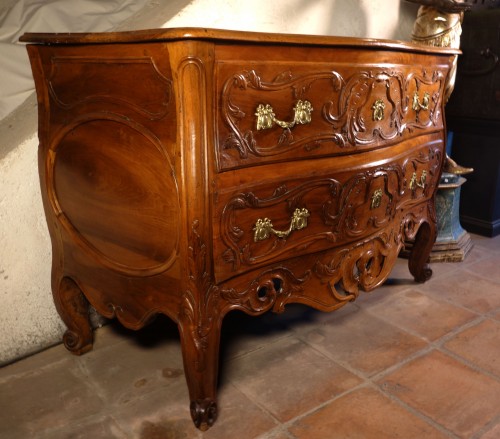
[
  {"left": 372, "top": 99, "right": 385, "bottom": 121},
  {"left": 255, "top": 100, "right": 313, "bottom": 131},
  {"left": 253, "top": 208, "right": 310, "bottom": 242},
  {"left": 371, "top": 189, "right": 383, "bottom": 209}
]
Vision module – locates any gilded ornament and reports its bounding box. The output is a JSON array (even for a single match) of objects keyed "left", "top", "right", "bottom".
[
  {"left": 410, "top": 170, "right": 427, "bottom": 190},
  {"left": 371, "top": 189, "right": 383, "bottom": 209},
  {"left": 372, "top": 99, "right": 385, "bottom": 121},
  {"left": 255, "top": 100, "right": 313, "bottom": 131},
  {"left": 412, "top": 91, "right": 430, "bottom": 112},
  {"left": 253, "top": 208, "right": 310, "bottom": 242}
]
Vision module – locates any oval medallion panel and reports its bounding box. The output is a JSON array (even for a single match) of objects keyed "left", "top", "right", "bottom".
[{"left": 50, "top": 118, "right": 179, "bottom": 276}]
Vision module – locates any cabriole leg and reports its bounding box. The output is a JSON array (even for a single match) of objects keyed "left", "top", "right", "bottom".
[
  {"left": 53, "top": 276, "right": 93, "bottom": 355},
  {"left": 408, "top": 219, "right": 437, "bottom": 283},
  {"left": 178, "top": 316, "right": 222, "bottom": 431}
]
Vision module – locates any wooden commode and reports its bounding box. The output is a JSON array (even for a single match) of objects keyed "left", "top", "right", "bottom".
[{"left": 20, "top": 28, "right": 458, "bottom": 430}]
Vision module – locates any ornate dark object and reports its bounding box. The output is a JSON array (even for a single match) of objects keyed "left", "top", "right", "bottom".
[
  {"left": 445, "top": 8, "right": 500, "bottom": 236},
  {"left": 20, "top": 28, "right": 457, "bottom": 429}
]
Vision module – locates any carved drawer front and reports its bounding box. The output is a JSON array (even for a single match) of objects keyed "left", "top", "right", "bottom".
[
  {"left": 213, "top": 138, "right": 442, "bottom": 283},
  {"left": 217, "top": 62, "right": 446, "bottom": 171}
]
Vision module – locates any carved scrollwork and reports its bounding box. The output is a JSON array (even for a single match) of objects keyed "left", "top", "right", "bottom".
[
  {"left": 221, "top": 228, "right": 402, "bottom": 315},
  {"left": 221, "top": 66, "right": 446, "bottom": 166},
  {"left": 180, "top": 220, "right": 221, "bottom": 373},
  {"left": 323, "top": 69, "right": 407, "bottom": 146},
  {"left": 221, "top": 69, "right": 345, "bottom": 159},
  {"left": 220, "top": 166, "right": 405, "bottom": 273},
  {"left": 401, "top": 144, "right": 442, "bottom": 201},
  {"left": 314, "top": 231, "right": 396, "bottom": 298},
  {"left": 181, "top": 220, "right": 311, "bottom": 317},
  {"left": 221, "top": 267, "right": 311, "bottom": 314},
  {"left": 220, "top": 179, "right": 340, "bottom": 271},
  {"left": 405, "top": 69, "right": 444, "bottom": 127}
]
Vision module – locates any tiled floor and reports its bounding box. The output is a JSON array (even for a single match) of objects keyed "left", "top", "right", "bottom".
[{"left": 1, "top": 233, "right": 499, "bottom": 439}]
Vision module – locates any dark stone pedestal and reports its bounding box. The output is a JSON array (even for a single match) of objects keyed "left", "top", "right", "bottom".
[{"left": 430, "top": 173, "right": 473, "bottom": 262}]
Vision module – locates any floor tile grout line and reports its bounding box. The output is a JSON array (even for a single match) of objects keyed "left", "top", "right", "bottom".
[
  {"left": 365, "top": 345, "right": 436, "bottom": 383},
  {"left": 470, "top": 414, "right": 500, "bottom": 439},
  {"left": 367, "top": 315, "right": 494, "bottom": 383},
  {"left": 271, "top": 382, "right": 376, "bottom": 433},
  {"left": 255, "top": 424, "right": 298, "bottom": 439},
  {"left": 222, "top": 333, "right": 296, "bottom": 363},
  {"left": 290, "top": 310, "right": 498, "bottom": 438},
  {"left": 234, "top": 303, "right": 500, "bottom": 438},
  {"left": 233, "top": 338, "right": 463, "bottom": 438},
  {"left": 411, "top": 283, "right": 496, "bottom": 317},
  {"left": 225, "top": 377, "right": 294, "bottom": 429},
  {"left": 294, "top": 332, "right": 374, "bottom": 382},
  {"left": 255, "top": 378, "right": 460, "bottom": 439},
  {"left": 74, "top": 354, "right": 114, "bottom": 405},
  {"left": 372, "top": 381, "right": 461, "bottom": 439},
  {"left": 437, "top": 345, "right": 500, "bottom": 383},
  {"left": 0, "top": 356, "right": 70, "bottom": 384}
]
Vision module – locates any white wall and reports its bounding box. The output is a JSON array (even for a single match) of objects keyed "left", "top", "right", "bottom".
[{"left": 0, "top": 0, "right": 419, "bottom": 365}]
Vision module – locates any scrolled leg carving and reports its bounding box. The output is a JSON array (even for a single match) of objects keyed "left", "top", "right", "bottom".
[
  {"left": 408, "top": 220, "right": 436, "bottom": 283},
  {"left": 55, "top": 277, "right": 93, "bottom": 355},
  {"left": 190, "top": 398, "right": 218, "bottom": 431},
  {"left": 178, "top": 290, "right": 223, "bottom": 430}
]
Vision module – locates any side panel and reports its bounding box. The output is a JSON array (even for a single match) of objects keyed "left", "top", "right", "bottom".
[{"left": 28, "top": 42, "right": 183, "bottom": 327}]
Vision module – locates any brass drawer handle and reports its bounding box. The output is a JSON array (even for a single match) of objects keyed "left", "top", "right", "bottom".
[
  {"left": 253, "top": 208, "right": 310, "bottom": 242},
  {"left": 412, "top": 91, "right": 430, "bottom": 112},
  {"left": 410, "top": 170, "right": 427, "bottom": 190},
  {"left": 255, "top": 100, "right": 313, "bottom": 131}
]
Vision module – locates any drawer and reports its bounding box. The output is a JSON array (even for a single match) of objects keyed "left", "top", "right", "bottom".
[
  {"left": 213, "top": 137, "right": 443, "bottom": 283},
  {"left": 217, "top": 61, "right": 446, "bottom": 171}
]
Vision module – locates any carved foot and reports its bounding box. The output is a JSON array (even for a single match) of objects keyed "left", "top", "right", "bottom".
[
  {"left": 190, "top": 398, "right": 218, "bottom": 431},
  {"left": 408, "top": 218, "right": 436, "bottom": 284},
  {"left": 412, "top": 264, "right": 433, "bottom": 283},
  {"left": 56, "top": 277, "right": 93, "bottom": 355},
  {"left": 62, "top": 328, "right": 93, "bottom": 355}
]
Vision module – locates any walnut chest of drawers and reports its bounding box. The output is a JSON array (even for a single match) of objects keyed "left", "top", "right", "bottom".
[{"left": 21, "top": 28, "right": 458, "bottom": 430}]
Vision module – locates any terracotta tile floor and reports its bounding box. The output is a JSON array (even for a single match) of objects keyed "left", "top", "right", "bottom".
[{"left": 1, "top": 233, "right": 499, "bottom": 439}]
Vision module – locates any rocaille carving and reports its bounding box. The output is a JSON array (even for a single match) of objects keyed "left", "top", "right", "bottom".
[
  {"left": 323, "top": 69, "right": 406, "bottom": 146},
  {"left": 180, "top": 221, "right": 221, "bottom": 373},
  {"left": 220, "top": 143, "right": 441, "bottom": 273},
  {"left": 314, "top": 231, "right": 396, "bottom": 299},
  {"left": 222, "top": 69, "right": 341, "bottom": 159},
  {"left": 221, "top": 267, "right": 312, "bottom": 314},
  {"left": 221, "top": 225, "right": 407, "bottom": 315},
  {"left": 220, "top": 170, "right": 397, "bottom": 271},
  {"left": 221, "top": 179, "right": 339, "bottom": 271},
  {"left": 221, "top": 68, "right": 444, "bottom": 163},
  {"left": 406, "top": 69, "right": 444, "bottom": 127}
]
